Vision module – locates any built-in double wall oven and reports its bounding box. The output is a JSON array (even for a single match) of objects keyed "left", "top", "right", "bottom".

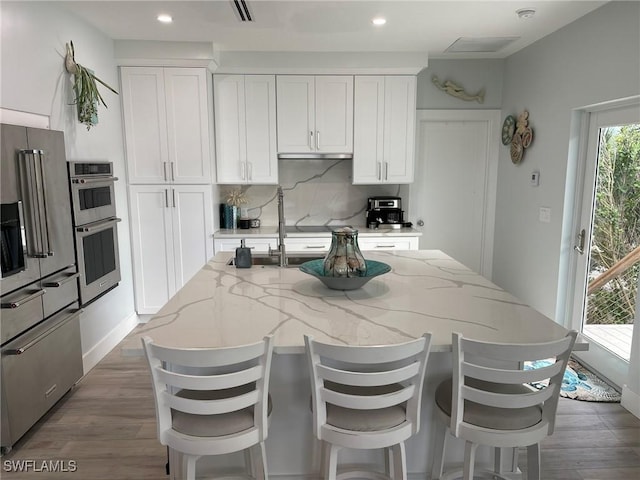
[{"left": 68, "top": 161, "right": 121, "bottom": 306}]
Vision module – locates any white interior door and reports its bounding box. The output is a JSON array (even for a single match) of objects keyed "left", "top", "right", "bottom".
[
  {"left": 569, "top": 101, "right": 640, "bottom": 389},
  {"left": 409, "top": 110, "right": 499, "bottom": 278}
]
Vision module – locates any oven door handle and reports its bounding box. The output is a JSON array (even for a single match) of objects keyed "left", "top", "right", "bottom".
[
  {"left": 1, "top": 288, "right": 45, "bottom": 309},
  {"left": 71, "top": 176, "right": 118, "bottom": 184},
  {"left": 75, "top": 217, "right": 121, "bottom": 233}
]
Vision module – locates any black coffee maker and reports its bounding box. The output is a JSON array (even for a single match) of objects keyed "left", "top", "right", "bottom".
[{"left": 366, "top": 196, "right": 409, "bottom": 229}]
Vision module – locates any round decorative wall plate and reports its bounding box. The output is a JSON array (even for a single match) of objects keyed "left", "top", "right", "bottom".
[{"left": 501, "top": 115, "right": 515, "bottom": 145}]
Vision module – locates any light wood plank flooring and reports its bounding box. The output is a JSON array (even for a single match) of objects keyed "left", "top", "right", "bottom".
[{"left": 2, "top": 340, "right": 639, "bottom": 479}]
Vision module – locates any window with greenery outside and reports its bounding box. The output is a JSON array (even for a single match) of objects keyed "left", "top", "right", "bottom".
[{"left": 587, "top": 125, "right": 640, "bottom": 326}]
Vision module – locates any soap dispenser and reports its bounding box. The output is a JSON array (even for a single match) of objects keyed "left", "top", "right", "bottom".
[{"left": 235, "top": 239, "right": 252, "bottom": 268}]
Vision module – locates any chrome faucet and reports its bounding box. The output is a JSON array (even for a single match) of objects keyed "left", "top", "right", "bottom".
[{"left": 269, "top": 186, "right": 287, "bottom": 267}]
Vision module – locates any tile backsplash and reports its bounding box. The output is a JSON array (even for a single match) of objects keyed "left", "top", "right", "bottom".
[{"left": 218, "top": 160, "right": 408, "bottom": 228}]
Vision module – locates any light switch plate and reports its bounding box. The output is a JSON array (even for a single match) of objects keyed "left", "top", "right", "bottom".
[
  {"left": 530, "top": 171, "right": 540, "bottom": 186},
  {"left": 539, "top": 207, "right": 551, "bottom": 223}
]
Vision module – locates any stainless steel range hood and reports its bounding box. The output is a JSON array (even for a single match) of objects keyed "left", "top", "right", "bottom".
[{"left": 277, "top": 153, "right": 353, "bottom": 160}]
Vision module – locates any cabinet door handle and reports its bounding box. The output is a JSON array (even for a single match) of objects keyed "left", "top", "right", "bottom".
[
  {"left": 172, "top": 188, "right": 176, "bottom": 208},
  {"left": 377, "top": 162, "right": 382, "bottom": 181},
  {"left": 384, "top": 162, "right": 389, "bottom": 181},
  {"left": 165, "top": 189, "right": 169, "bottom": 208},
  {"left": 170, "top": 162, "right": 175, "bottom": 181},
  {"left": 316, "top": 130, "right": 320, "bottom": 151},
  {"left": 241, "top": 162, "right": 246, "bottom": 180},
  {"left": 163, "top": 162, "right": 168, "bottom": 182},
  {"left": 375, "top": 244, "right": 396, "bottom": 249},
  {"left": 305, "top": 245, "right": 326, "bottom": 249},
  {"left": 309, "top": 131, "right": 314, "bottom": 151}
]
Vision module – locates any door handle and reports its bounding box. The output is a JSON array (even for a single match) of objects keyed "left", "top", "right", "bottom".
[
  {"left": 574, "top": 229, "right": 586, "bottom": 255},
  {"left": 316, "top": 130, "right": 320, "bottom": 150}
]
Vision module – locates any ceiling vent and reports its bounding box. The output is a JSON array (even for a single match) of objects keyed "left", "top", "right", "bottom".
[
  {"left": 445, "top": 37, "right": 519, "bottom": 53},
  {"left": 231, "top": 0, "right": 253, "bottom": 22}
]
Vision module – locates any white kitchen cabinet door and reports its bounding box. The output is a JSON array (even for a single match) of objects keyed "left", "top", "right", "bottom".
[
  {"left": 285, "top": 237, "right": 331, "bottom": 253},
  {"left": 214, "top": 75, "right": 247, "bottom": 183},
  {"left": 215, "top": 75, "right": 277, "bottom": 184},
  {"left": 276, "top": 76, "right": 315, "bottom": 153},
  {"left": 383, "top": 76, "right": 416, "bottom": 183},
  {"left": 352, "top": 76, "right": 385, "bottom": 183},
  {"left": 214, "top": 238, "right": 274, "bottom": 254},
  {"left": 314, "top": 76, "right": 354, "bottom": 153},
  {"left": 121, "top": 67, "right": 212, "bottom": 185},
  {"left": 164, "top": 68, "right": 212, "bottom": 184},
  {"left": 121, "top": 67, "right": 169, "bottom": 184},
  {"left": 353, "top": 76, "right": 416, "bottom": 184},
  {"left": 276, "top": 75, "right": 353, "bottom": 154},
  {"left": 244, "top": 75, "right": 278, "bottom": 183},
  {"left": 171, "top": 186, "right": 214, "bottom": 289},
  {"left": 129, "top": 185, "right": 175, "bottom": 314},
  {"left": 129, "top": 185, "right": 214, "bottom": 314},
  {"left": 358, "top": 236, "right": 419, "bottom": 251}
]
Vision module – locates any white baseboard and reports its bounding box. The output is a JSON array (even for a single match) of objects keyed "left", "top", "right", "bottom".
[
  {"left": 621, "top": 385, "right": 640, "bottom": 419},
  {"left": 82, "top": 313, "right": 139, "bottom": 374}
]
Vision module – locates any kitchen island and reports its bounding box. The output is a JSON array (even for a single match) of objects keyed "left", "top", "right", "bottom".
[{"left": 126, "top": 250, "right": 585, "bottom": 477}]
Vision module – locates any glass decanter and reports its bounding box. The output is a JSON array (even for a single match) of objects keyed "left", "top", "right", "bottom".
[{"left": 323, "top": 227, "right": 367, "bottom": 277}]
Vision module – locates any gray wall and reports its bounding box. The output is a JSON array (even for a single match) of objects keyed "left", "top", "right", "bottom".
[
  {"left": 1, "top": 2, "right": 136, "bottom": 367},
  {"left": 493, "top": 1, "right": 640, "bottom": 321},
  {"left": 417, "top": 59, "right": 504, "bottom": 110}
]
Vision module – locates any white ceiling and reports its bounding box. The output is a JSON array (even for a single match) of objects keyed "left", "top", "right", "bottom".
[{"left": 60, "top": 0, "right": 607, "bottom": 59}]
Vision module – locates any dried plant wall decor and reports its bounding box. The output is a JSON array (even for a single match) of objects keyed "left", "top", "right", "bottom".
[{"left": 64, "top": 41, "right": 118, "bottom": 130}]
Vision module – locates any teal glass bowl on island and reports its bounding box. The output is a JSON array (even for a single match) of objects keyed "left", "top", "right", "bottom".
[{"left": 299, "top": 259, "right": 391, "bottom": 290}]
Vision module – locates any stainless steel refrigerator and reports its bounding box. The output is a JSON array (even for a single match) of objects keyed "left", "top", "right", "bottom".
[{"left": 0, "top": 124, "right": 83, "bottom": 452}]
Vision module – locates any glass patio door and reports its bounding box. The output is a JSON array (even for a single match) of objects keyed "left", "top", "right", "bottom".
[{"left": 571, "top": 102, "right": 640, "bottom": 387}]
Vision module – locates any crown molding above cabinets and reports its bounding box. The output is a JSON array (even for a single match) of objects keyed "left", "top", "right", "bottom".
[{"left": 216, "top": 51, "right": 427, "bottom": 75}]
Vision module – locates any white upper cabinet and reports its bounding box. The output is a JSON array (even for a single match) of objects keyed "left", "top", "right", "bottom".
[
  {"left": 121, "top": 67, "right": 212, "bottom": 184},
  {"left": 353, "top": 76, "right": 416, "bottom": 184},
  {"left": 276, "top": 75, "right": 353, "bottom": 154},
  {"left": 214, "top": 74, "right": 277, "bottom": 184}
]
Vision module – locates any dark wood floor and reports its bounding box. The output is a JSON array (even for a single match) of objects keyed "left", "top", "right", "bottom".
[{"left": 2, "top": 341, "right": 639, "bottom": 479}]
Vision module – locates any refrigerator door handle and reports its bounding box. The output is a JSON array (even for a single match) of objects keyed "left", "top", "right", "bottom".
[
  {"left": 34, "top": 149, "right": 53, "bottom": 257},
  {"left": 19, "top": 149, "right": 45, "bottom": 258}
]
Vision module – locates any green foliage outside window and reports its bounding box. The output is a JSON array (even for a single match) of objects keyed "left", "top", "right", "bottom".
[{"left": 587, "top": 125, "right": 640, "bottom": 325}]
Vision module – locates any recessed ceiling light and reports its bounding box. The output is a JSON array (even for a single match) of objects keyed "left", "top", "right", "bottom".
[
  {"left": 372, "top": 17, "right": 387, "bottom": 26},
  {"left": 516, "top": 8, "right": 536, "bottom": 19},
  {"left": 157, "top": 14, "right": 173, "bottom": 24}
]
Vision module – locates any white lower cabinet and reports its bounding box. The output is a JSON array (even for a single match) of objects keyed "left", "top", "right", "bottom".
[
  {"left": 129, "top": 185, "right": 214, "bottom": 314},
  {"left": 358, "top": 236, "right": 419, "bottom": 251},
  {"left": 214, "top": 235, "right": 419, "bottom": 256},
  {"left": 285, "top": 238, "right": 332, "bottom": 253},
  {"left": 214, "top": 237, "right": 275, "bottom": 254}
]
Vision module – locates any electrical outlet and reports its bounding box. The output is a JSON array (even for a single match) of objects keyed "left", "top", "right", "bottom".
[{"left": 539, "top": 207, "right": 551, "bottom": 223}]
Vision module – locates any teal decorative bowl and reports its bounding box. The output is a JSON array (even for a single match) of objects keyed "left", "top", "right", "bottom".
[{"left": 299, "top": 259, "right": 391, "bottom": 290}]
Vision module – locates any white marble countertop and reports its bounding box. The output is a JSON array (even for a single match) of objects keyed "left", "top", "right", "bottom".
[
  {"left": 125, "top": 250, "right": 586, "bottom": 355},
  {"left": 214, "top": 226, "right": 422, "bottom": 238}
]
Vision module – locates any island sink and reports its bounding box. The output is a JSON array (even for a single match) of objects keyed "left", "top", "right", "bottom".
[{"left": 226, "top": 254, "right": 324, "bottom": 267}]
